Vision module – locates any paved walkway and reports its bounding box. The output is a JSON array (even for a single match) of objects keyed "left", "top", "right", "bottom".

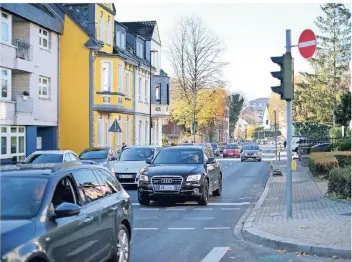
[{"left": 242, "top": 161, "right": 351, "bottom": 259}]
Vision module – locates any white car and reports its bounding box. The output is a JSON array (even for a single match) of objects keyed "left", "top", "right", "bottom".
[{"left": 23, "top": 150, "right": 79, "bottom": 164}]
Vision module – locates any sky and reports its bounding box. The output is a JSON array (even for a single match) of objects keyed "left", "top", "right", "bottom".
[{"left": 114, "top": 2, "right": 324, "bottom": 101}]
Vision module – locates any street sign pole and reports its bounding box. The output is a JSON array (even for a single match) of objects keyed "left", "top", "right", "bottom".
[
  {"left": 274, "top": 110, "right": 277, "bottom": 161},
  {"left": 286, "top": 29, "right": 293, "bottom": 218}
]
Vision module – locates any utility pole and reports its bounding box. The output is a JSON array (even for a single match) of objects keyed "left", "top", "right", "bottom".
[{"left": 274, "top": 110, "right": 277, "bottom": 160}]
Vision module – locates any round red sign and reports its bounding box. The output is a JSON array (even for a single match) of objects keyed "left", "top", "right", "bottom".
[{"left": 298, "top": 29, "right": 317, "bottom": 59}]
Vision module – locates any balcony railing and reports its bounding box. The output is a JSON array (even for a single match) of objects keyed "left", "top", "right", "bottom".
[{"left": 13, "top": 39, "right": 33, "bottom": 61}]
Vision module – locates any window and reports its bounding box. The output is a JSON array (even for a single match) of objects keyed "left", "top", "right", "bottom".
[
  {"left": 39, "top": 28, "right": 50, "bottom": 50},
  {"left": 138, "top": 121, "right": 142, "bottom": 145},
  {"left": 118, "top": 64, "right": 123, "bottom": 92},
  {"left": 125, "top": 71, "right": 130, "bottom": 97},
  {"left": 119, "top": 147, "right": 155, "bottom": 161},
  {"left": 121, "top": 31, "right": 126, "bottom": 49},
  {"left": 99, "top": 12, "right": 104, "bottom": 42},
  {"left": 25, "top": 153, "right": 63, "bottom": 164},
  {"left": 63, "top": 153, "right": 71, "bottom": 163},
  {"left": 139, "top": 42, "right": 144, "bottom": 58},
  {"left": 138, "top": 78, "right": 142, "bottom": 101},
  {"left": 145, "top": 121, "right": 148, "bottom": 145},
  {"left": 106, "top": 16, "right": 111, "bottom": 45},
  {"left": 125, "top": 117, "right": 129, "bottom": 145},
  {"left": 69, "top": 153, "right": 79, "bottom": 161},
  {"left": 156, "top": 84, "right": 161, "bottom": 103},
  {"left": 106, "top": 118, "right": 111, "bottom": 146},
  {"left": 72, "top": 169, "right": 104, "bottom": 203},
  {"left": 98, "top": 118, "right": 104, "bottom": 146},
  {"left": 116, "top": 28, "right": 121, "bottom": 47},
  {"left": 1, "top": 12, "right": 11, "bottom": 44},
  {"left": 95, "top": 170, "right": 112, "bottom": 196},
  {"left": 51, "top": 177, "right": 77, "bottom": 208},
  {"left": 39, "top": 76, "right": 50, "bottom": 99},
  {"left": 266, "top": 120, "right": 269, "bottom": 125},
  {"left": 145, "top": 80, "right": 148, "bottom": 102},
  {"left": 136, "top": 42, "right": 140, "bottom": 57},
  {"left": 101, "top": 62, "right": 112, "bottom": 92},
  {"left": 0, "top": 126, "right": 25, "bottom": 161},
  {"left": 98, "top": 169, "right": 121, "bottom": 193},
  {"left": 166, "top": 84, "right": 170, "bottom": 104},
  {"left": 1, "top": 67, "right": 11, "bottom": 100}
]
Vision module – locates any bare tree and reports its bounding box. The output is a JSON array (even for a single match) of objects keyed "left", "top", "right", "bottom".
[{"left": 168, "top": 16, "right": 228, "bottom": 141}]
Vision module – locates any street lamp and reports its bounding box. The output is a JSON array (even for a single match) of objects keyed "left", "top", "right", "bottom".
[{"left": 149, "top": 49, "right": 158, "bottom": 145}]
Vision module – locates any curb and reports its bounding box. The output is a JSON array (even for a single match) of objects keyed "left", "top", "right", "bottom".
[{"left": 241, "top": 161, "right": 351, "bottom": 259}]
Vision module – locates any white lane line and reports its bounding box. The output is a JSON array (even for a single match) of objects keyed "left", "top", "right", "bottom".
[
  {"left": 200, "top": 247, "right": 230, "bottom": 262},
  {"left": 208, "top": 202, "right": 250, "bottom": 206},
  {"left": 204, "top": 227, "right": 231, "bottom": 230},
  {"left": 139, "top": 208, "right": 160, "bottom": 211},
  {"left": 168, "top": 227, "right": 194, "bottom": 230},
  {"left": 195, "top": 208, "right": 214, "bottom": 211},
  {"left": 133, "top": 228, "right": 158, "bottom": 231},
  {"left": 238, "top": 197, "right": 252, "bottom": 199},
  {"left": 221, "top": 208, "right": 240, "bottom": 211},
  {"left": 167, "top": 208, "right": 187, "bottom": 211},
  {"left": 132, "top": 203, "right": 140, "bottom": 206}
]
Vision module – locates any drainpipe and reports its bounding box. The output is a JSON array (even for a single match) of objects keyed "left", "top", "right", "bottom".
[
  {"left": 89, "top": 49, "right": 95, "bottom": 147},
  {"left": 132, "top": 65, "right": 136, "bottom": 145},
  {"left": 56, "top": 35, "right": 60, "bottom": 149}
]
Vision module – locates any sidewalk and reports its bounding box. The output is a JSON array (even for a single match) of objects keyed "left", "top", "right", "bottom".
[{"left": 242, "top": 160, "right": 351, "bottom": 259}]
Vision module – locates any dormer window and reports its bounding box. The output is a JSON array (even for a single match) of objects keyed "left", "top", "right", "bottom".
[
  {"left": 136, "top": 41, "right": 144, "bottom": 58},
  {"left": 99, "top": 12, "right": 104, "bottom": 42},
  {"left": 121, "top": 31, "right": 125, "bottom": 49},
  {"left": 106, "top": 16, "right": 111, "bottom": 45},
  {"left": 156, "top": 84, "right": 161, "bottom": 103}
]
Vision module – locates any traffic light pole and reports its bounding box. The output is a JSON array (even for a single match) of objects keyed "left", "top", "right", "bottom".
[{"left": 285, "top": 29, "right": 293, "bottom": 218}]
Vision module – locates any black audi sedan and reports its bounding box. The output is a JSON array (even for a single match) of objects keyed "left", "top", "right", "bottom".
[
  {"left": 137, "top": 146, "right": 222, "bottom": 206},
  {"left": 1, "top": 161, "right": 133, "bottom": 262}
]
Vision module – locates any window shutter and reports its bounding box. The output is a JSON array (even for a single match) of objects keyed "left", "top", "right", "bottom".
[{"left": 109, "top": 62, "right": 113, "bottom": 91}]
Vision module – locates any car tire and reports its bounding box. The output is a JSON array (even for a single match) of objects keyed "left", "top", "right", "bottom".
[
  {"left": 110, "top": 224, "right": 130, "bottom": 262},
  {"left": 197, "top": 181, "right": 209, "bottom": 205},
  {"left": 212, "top": 175, "right": 222, "bottom": 197},
  {"left": 258, "top": 159, "right": 262, "bottom": 162},
  {"left": 138, "top": 193, "right": 150, "bottom": 206}
]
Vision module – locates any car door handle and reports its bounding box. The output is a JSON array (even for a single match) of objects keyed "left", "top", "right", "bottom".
[
  {"left": 110, "top": 206, "right": 118, "bottom": 211},
  {"left": 83, "top": 216, "right": 93, "bottom": 223}
]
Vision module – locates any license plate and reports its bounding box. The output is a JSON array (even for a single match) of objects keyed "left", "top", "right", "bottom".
[
  {"left": 228, "top": 153, "right": 233, "bottom": 155},
  {"left": 156, "top": 185, "right": 176, "bottom": 191},
  {"left": 120, "top": 175, "right": 133, "bottom": 178}
]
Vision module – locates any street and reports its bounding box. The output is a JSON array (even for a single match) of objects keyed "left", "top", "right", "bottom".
[{"left": 125, "top": 146, "right": 344, "bottom": 262}]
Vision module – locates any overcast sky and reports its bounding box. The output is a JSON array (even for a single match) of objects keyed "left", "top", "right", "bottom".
[{"left": 115, "top": 2, "right": 324, "bottom": 101}]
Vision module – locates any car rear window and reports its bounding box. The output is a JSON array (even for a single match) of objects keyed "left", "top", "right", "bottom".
[
  {"left": 119, "top": 147, "right": 155, "bottom": 161},
  {"left": 225, "top": 144, "right": 238, "bottom": 149},
  {"left": 80, "top": 149, "right": 108, "bottom": 160},
  {"left": 243, "top": 146, "right": 259, "bottom": 150},
  {"left": 24, "top": 154, "right": 63, "bottom": 164}
]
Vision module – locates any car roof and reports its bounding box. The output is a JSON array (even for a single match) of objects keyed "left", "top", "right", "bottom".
[
  {"left": 124, "top": 145, "right": 159, "bottom": 149},
  {"left": 30, "top": 150, "right": 75, "bottom": 155},
  {"left": 164, "top": 145, "right": 204, "bottom": 150}
]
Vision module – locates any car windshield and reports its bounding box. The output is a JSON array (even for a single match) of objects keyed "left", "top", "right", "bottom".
[
  {"left": 80, "top": 149, "right": 108, "bottom": 160},
  {"left": 119, "top": 147, "right": 155, "bottom": 161},
  {"left": 153, "top": 148, "right": 204, "bottom": 164},
  {"left": 1, "top": 176, "right": 48, "bottom": 219},
  {"left": 243, "top": 146, "right": 259, "bottom": 150},
  {"left": 24, "top": 154, "right": 63, "bottom": 163},
  {"left": 225, "top": 144, "right": 238, "bottom": 149}
]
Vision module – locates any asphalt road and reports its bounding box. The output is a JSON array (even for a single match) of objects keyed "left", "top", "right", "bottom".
[{"left": 124, "top": 146, "right": 344, "bottom": 262}]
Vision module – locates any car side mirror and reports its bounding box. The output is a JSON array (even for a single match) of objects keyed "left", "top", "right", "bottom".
[
  {"left": 110, "top": 156, "right": 117, "bottom": 161},
  {"left": 206, "top": 157, "right": 216, "bottom": 164},
  {"left": 146, "top": 158, "right": 152, "bottom": 164},
  {"left": 53, "top": 202, "right": 81, "bottom": 219}
]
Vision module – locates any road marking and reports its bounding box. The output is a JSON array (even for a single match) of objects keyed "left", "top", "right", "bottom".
[
  {"left": 221, "top": 208, "right": 240, "bottom": 211},
  {"left": 195, "top": 208, "right": 214, "bottom": 211},
  {"left": 133, "top": 228, "right": 158, "bottom": 231},
  {"left": 208, "top": 202, "right": 250, "bottom": 206},
  {"left": 201, "top": 247, "right": 230, "bottom": 262},
  {"left": 183, "top": 217, "right": 215, "bottom": 220},
  {"left": 139, "top": 208, "right": 160, "bottom": 211},
  {"left": 204, "top": 227, "right": 231, "bottom": 230},
  {"left": 237, "top": 197, "right": 252, "bottom": 200},
  {"left": 167, "top": 208, "right": 186, "bottom": 211},
  {"left": 223, "top": 166, "right": 228, "bottom": 169},
  {"left": 168, "top": 227, "right": 194, "bottom": 230},
  {"left": 132, "top": 203, "right": 140, "bottom": 206}
]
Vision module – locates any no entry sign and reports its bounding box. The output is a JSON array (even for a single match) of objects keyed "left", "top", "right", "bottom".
[{"left": 298, "top": 29, "right": 317, "bottom": 59}]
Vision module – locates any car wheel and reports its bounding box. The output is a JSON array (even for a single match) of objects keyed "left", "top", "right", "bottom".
[
  {"left": 197, "top": 181, "right": 209, "bottom": 205},
  {"left": 138, "top": 193, "right": 150, "bottom": 206},
  {"left": 212, "top": 175, "right": 222, "bottom": 197},
  {"left": 110, "top": 224, "right": 130, "bottom": 262}
]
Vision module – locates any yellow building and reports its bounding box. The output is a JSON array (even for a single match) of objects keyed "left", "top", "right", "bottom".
[{"left": 58, "top": 3, "right": 135, "bottom": 154}]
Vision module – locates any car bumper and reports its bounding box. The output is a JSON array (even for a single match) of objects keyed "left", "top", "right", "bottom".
[
  {"left": 138, "top": 181, "right": 205, "bottom": 200},
  {"left": 223, "top": 153, "right": 240, "bottom": 157},
  {"left": 242, "top": 155, "right": 261, "bottom": 160},
  {"left": 115, "top": 173, "right": 138, "bottom": 185}
]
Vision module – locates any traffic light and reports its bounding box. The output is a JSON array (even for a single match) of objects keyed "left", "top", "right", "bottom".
[{"left": 270, "top": 52, "right": 293, "bottom": 101}]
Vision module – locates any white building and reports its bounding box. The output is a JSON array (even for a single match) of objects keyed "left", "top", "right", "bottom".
[
  {"left": 0, "top": 4, "right": 63, "bottom": 163},
  {"left": 262, "top": 105, "right": 271, "bottom": 129}
]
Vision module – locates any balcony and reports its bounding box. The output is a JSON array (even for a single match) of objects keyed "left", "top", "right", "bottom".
[
  {"left": 13, "top": 39, "right": 34, "bottom": 73},
  {"left": 152, "top": 104, "right": 169, "bottom": 124}
]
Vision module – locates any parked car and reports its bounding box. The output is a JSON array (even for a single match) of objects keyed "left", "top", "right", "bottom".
[
  {"left": 218, "top": 142, "right": 227, "bottom": 154},
  {"left": 137, "top": 146, "right": 222, "bottom": 206},
  {"left": 0, "top": 161, "right": 133, "bottom": 262},
  {"left": 114, "top": 146, "right": 161, "bottom": 186},
  {"left": 223, "top": 143, "right": 240, "bottom": 158},
  {"left": 22, "top": 150, "right": 79, "bottom": 164},
  {"left": 79, "top": 147, "right": 118, "bottom": 173},
  {"left": 240, "top": 145, "right": 262, "bottom": 162},
  {"left": 210, "top": 143, "right": 220, "bottom": 156}
]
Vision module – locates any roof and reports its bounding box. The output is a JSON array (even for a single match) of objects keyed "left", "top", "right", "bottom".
[
  {"left": 30, "top": 150, "right": 75, "bottom": 154},
  {"left": 120, "top": 21, "right": 157, "bottom": 40},
  {"left": 167, "top": 145, "right": 204, "bottom": 150},
  {"left": 248, "top": 98, "right": 269, "bottom": 106},
  {"left": 124, "top": 145, "right": 160, "bottom": 149},
  {"left": 59, "top": 3, "right": 90, "bottom": 35}
]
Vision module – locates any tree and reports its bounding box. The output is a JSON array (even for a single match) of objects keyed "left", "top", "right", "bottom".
[
  {"left": 168, "top": 16, "right": 228, "bottom": 139},
  {"left": 228, "top": 93, "right": 244, "bottom": 137},
  {"left": 296, "top": 4, "right": 351, "bottom": 124},
  {"left": 334, "top": 91, "right": 351, "bottom": 127},
  {"left": 246, "top": 125, "right": 256, "bottom": 139}
]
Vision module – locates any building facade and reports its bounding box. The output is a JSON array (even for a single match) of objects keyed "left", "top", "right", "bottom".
[{"left": 0, "top": 4, "right": 63, "bottom": 163}]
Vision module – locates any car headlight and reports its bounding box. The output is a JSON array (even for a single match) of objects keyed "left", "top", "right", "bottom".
[
  {"left": 186, "top": 174, "right": 202, "bottom": 182},
  {"left": 139, "top": 174, "right": 149, "bottom": 182}
]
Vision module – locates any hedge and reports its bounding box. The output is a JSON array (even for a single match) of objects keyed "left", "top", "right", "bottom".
[
  {"left": 309, "top": 152, "right": 350, "bottom": 177},
  {"left": 336, "top": 139, "right": 351, "bottom": 151},
  {"left": 328, "top": 166, "right": 351, "bottom": 199}
]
